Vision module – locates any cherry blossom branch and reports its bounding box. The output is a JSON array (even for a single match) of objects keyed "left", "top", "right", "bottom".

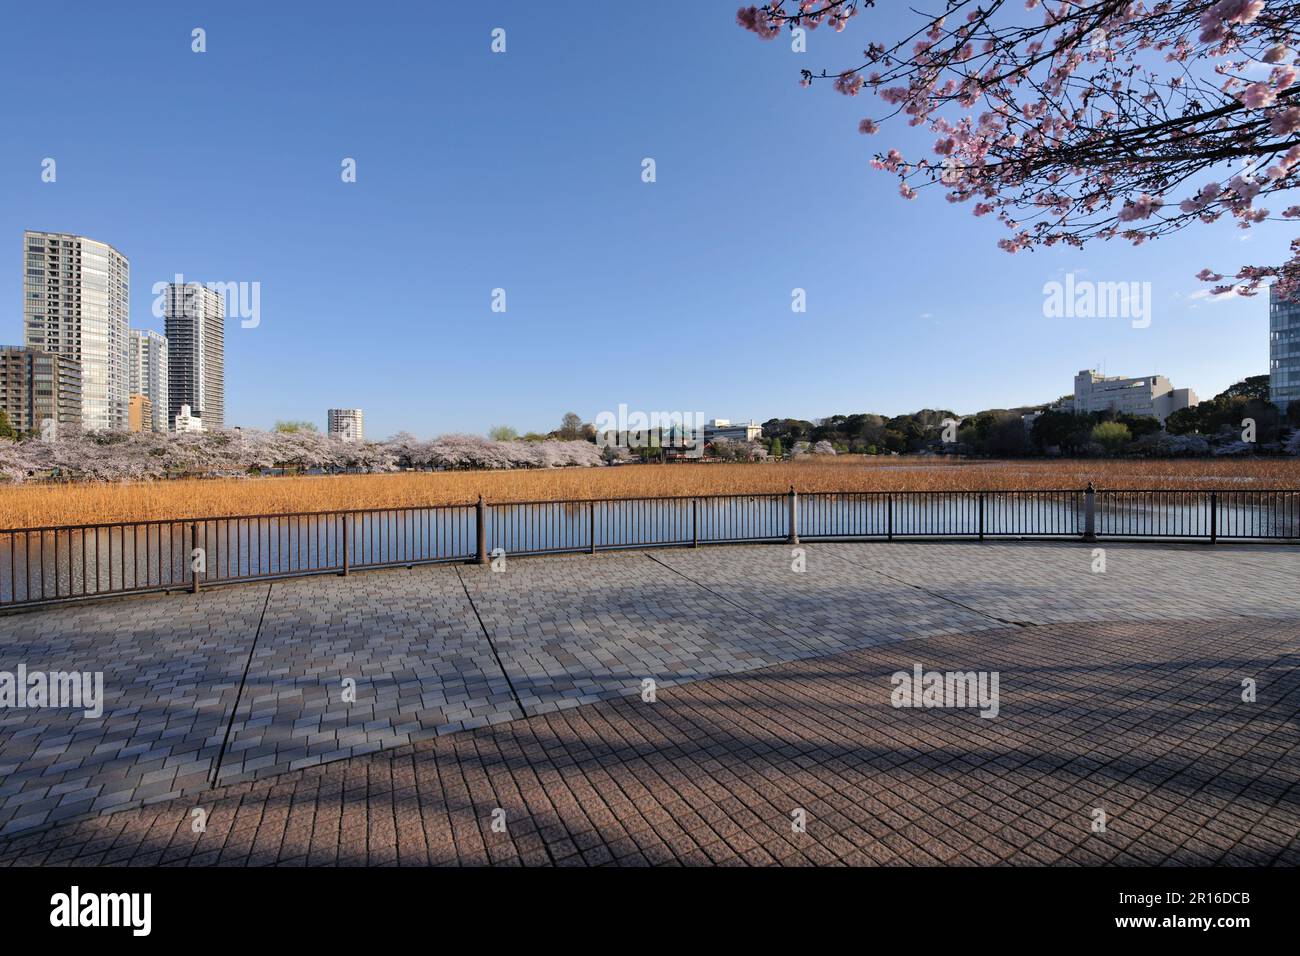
[{"left": 739, "top": 0, "right": 1300, "bottom": 298}]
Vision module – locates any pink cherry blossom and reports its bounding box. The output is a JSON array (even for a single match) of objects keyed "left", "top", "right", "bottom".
[
  {"left": 1240, "top": 82, "right": 1277, "bottom": 109},
  {"left": 739, "top": 0, "right": 1300, "bottom": 299},
  {"left": 1269, "top": 107, "right": 1300, "bottom": 136}
]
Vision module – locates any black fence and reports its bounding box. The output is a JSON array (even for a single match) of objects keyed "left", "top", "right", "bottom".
[{"left": 1, "top": 487, "right": 1297, "bottom": 609}]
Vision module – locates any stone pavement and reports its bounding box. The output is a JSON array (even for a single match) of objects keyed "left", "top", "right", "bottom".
[
  {"left": 0, "top": 540, "right": 1297, "bottom": 863},
  {"left": 0, "top": 615, "right": 1295, "bottom": 866}
]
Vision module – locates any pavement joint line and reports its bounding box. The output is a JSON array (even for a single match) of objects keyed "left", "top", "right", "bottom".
[
  {"left": 209, "top": 581, "right": 274, "bottom": 787},
  {"left": 640, "top": 551, "right": 828, "bottom": 657},
  {"left": 822, "top": 545, "right": 1028, "bottom": 628},
  {"left": 3, "top": 542, "right": 1298, "bottom": 855},
  {"left": 0, "top": 609, "right": 1297, "bottom": 863},
  {"left": 454, "top": 563, "right": 526, "bottom": 717}
]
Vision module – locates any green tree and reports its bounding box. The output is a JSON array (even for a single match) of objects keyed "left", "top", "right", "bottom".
[
  {"left": 488, "top": 425, "right": 518, "bottom": 442},
  {"left": 1241, "top": 398, "right": 1281, "bottom": 444},
  {"left": 1164, "top": 406, "right": 1201, "bottom": 436},
  {"left": 1091, "top": 421, "right": 1131, "bottom": 454},
  {"left": 1219, "top": 374, "right": 1271, "bottom": 403},
  {"left": 274, "top": 420, "right": 317, "bottom": 433},
  {"left": 0, "top": 409, "right": 16, "bottom": 440},
  {"left": 1165, "top": 376, "right": 1278, "bottom": 439},
  {"left": 558, "top": 412, "right": 583, "bottom": 440},
  {"left": 770, "top": 438, "right": 783, "bottom": 459},
  {"left": 881, "top": 428, "right": 909, "bottom": 454},
  {"left": 1115, "top": 414, "right": 1162, "bottom": 440},
  {"left": 1032, "top": 410, "right": 1079, "bottom": 451}
]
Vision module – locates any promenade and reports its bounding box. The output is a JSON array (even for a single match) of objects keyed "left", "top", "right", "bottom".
[{"left": 1, "top": 541, "right": 1296, "bottom": 865}]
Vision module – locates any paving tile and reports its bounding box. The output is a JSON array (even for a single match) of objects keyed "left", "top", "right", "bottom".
[{"left": 0, "top": 541, "right": 1297, "bottom": 864}]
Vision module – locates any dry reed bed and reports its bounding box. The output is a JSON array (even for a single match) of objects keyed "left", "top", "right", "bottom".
[{"left": 3, "top": 457, "right": 1300, "bottom": 528}]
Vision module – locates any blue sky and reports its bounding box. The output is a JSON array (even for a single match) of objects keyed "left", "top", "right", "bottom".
[{"left": 1, "top": 1, "right": 1292, "bottom": 437}]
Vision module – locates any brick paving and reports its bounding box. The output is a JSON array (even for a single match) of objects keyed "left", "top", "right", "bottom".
[
  {"left": 0, "top": 541, "right": 1298, "bottom": 864},
  {"left": 0, "top": 615, "right": 1295, "bottom": 866},
  {"left": 213, "top": 571, "right": 519, "bottom": 788},
  {"left": 0, "top": 588, "right": 268, "bottom": 835}
]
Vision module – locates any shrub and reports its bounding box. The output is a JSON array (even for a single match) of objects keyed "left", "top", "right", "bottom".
[{"left": 1090, "top": 421, "right": 1131, "bottom": 455}]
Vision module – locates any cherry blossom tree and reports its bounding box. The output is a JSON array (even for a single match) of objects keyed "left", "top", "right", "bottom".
[
  {"left": 0, "top": 428, "right": 603, "bottom": 484},
  {"left": 738, "top": 0, "right": 1300, "bottom": 298}
]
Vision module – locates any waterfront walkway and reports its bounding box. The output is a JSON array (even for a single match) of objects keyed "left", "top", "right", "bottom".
[{"left": 1, "top": 541, "right": 1297, "bottom": 865}]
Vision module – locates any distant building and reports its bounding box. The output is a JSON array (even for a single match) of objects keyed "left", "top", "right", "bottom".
[
  {"left": 1073, "top": 370, "right": 1197, "bottom": 424},
  {"left": 23, "top": 230, "right": 130, "bottom": 431},
  {"left": 129, "top": 329, "right": 169, "bottom": 432},
  {"left": 1269, "top": 284, "right": 1300, "bottom": 413},
  {"left": 327, "top": 408, "right": 364, "bottom": 441},
  {"left": 165, "top": 282, "right": 224, "bottom": 430},
  {"left": 703, "top": 418, "right": 762, "bottom": 443},
  {"left": 128, "top": 394, "right": 153, "bottom": 433},
  {"left": 0, "top": 345, "right": 82, "bottom": 435},
  {"left": 174, "top": 403, "right": 204, "bottom": 433}
]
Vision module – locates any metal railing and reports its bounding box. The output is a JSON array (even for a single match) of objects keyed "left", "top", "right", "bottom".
[{"left": 2, "top": 485, "right": 1298, "bottom": 609}]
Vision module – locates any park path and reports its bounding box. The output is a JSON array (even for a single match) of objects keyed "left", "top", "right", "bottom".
[{"left": 1, "top": 541, "right": 1298, "bottom": 863}]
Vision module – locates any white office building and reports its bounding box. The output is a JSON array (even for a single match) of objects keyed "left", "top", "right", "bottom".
[
  {"left": 1073, "top": 370, "right": 1198, "bottom": 423},
  {"left": 129, "top": 329, "right": 169, "bottom": 432},
  {"left": 703, "top": 418, "right": 762, "bottom": 442},
  {"left": 164, "top": 282, "right": 225, "bottom": 430},
  {"left": 327, "top": 408, "right": 364, "bottom": 441},
  {"left": 23, "top": 230, "right": 130, "bottom": 431},
  {"left": 174, "top": 403, "right": 204, "bottom": 433},
  {"left": 1269, "top": 285, "right": 1300, "bottom": 412}
]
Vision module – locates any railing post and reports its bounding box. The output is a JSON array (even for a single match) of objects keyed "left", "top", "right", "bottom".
[
  {"left": 692, "top": 498, "right": 699, "bottom": 549},
  {"left": 341, "top": 514, "right": 350, "bottom": 576},
  {"left": 1210, "top": 492, "right": 1217, "bottom": 545},
  {"left": 978, "top": 493, "right": 985, "bottom": 541},
  {"left": 190, "top": 522, "right": 201, "bottom": 594},
  {"left": 887, "top": 494, "right": 894, "bottom": 541},
  {"left": 1083, "top": 482, "right": 1097, "bottom": 542},
  {"left": 590, "top": 500, "right": 597, "bottom": 554},
  {"left": 787, "top": 486, "right": 799, "bottom": 546},
  {"left": 476, "top": 495, "right": 487, "bottom": 565}
]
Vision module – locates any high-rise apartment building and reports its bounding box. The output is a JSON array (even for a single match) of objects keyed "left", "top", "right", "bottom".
[
  {"left": 327, "top": 408, "right": 364, "bottom": 441},
  {"left": 0, "top": 345, "right": 82, "bottom": 435},
  {"left": 129, "top": 329, "right": 169, "bottom": 432},
  {"left": 1269, "top": 285, "right": 1300, "bottom": 413},
  {"left": 164, "top": 282, "right": 225, "bottom": 430},
  {"left": 23, "top": 230, "right": 130, "bottom": 430}
]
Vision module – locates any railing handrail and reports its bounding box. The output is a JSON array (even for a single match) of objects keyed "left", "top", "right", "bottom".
[{"left": 4, "top": 485, "right": 1300, "bottom": 609}]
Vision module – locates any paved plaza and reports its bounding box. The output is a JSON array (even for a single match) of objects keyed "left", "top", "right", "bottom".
[{"left": 0, "top": 540, "right": 1297, "bottom": 865}]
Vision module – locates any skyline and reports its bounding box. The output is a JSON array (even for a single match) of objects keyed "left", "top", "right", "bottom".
[{"left": 1, "top": 2, "right": 1292, "bottom": 438}]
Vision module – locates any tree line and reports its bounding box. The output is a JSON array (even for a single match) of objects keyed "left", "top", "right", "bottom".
[{"left": 758, "top": 375, "right": 1297, "bottom": 458}]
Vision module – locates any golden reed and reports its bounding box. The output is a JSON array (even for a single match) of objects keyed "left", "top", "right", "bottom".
[{"left": 3, "top": 456, "right": 1299, "bottom": 528}]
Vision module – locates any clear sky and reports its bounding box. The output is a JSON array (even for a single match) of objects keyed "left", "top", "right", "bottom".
[{"left": 1, "top": 1, "right": 1291, "bottom": 437}]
